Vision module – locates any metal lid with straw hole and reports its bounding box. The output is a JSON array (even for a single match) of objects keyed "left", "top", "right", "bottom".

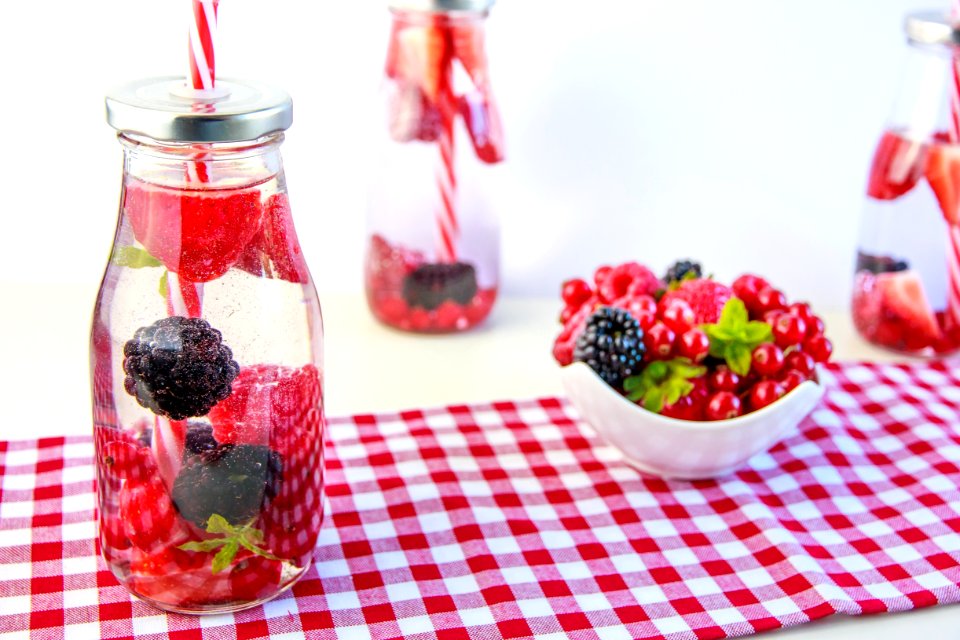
[
  {"left": 388, "top": 0, "right": 494, "bottom": 14},
  {"left": 904, "top": 11, "right": 960, "bottom": 49},
  {"left": 105, "top": 76, "right": 292, "bottom": 143}
]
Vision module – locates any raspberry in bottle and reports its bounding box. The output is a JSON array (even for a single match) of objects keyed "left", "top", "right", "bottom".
[
  {"left": 92, "top": 77, "right": 325, "bottom": 613},
  {"left": 365, "top": 0, "right": 504, "bottom": 333},
  {"left": 854, "top": 11, "right": 960, "bottom": 356}
]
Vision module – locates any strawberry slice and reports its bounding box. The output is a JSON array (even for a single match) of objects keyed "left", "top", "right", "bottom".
[
  {"left": 124, "top": 179, "right": 264, "bottom": 283},
  {"left": 450, "top": 22, "right": 487, "bottom": 89},
  {"left": 925, "top": 139, "right": 960, "bottom": 225},
  {"left": 237, "top": 194, "right": 310, "bottom": 284},
  {"left": 866, "top": 130, "right": 927, "bottom": 201},
  {"left": 460, "top": 91, "right": 505, "bottom": 164},
  {"left": 876, "top": 270, "right": 941, "bottom": 346},
  {"left": 392, "top": 22, "right": 451, "bottom": 102}
]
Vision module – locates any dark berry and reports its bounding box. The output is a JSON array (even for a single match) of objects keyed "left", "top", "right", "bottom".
[
  {"left": 856, "top": 251, "right": 909, "bottom": 274},
  {"left": 664, "top": 259, "right": 703, "bottom": 284},
  {"left": 184, "top": 422, "right": 218, "bottom": 457},
  {"left": 122, "top": 316, "right": 240, "bottom": 420},
  {"left": 172, "top": 443, "right": 282, "bottom": 527},
  {"left": 573, "top": 307, "right": 646, "bottom": 390},
  {"left": 402, "top": 262, "right": 478, "bottom": 310}
]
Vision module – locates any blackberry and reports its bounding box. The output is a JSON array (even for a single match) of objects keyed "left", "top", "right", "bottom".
[
  {"left": 402, "top": 262, "right": 479, "bottom": 310},
  {"left": 172, "top": 443, "right": 283, "bottom": 527},
  {"left": 184, "top": 422, "right": 218, "bottom": 458},
  {"left": 664, "top": 259, "right": 702, "bottom": 284},
  {"left": 573, "top": 307, "right": 646, "bottom": 390},
  {"left": 856, "top": 251, "right": 909, "bottom": 274},
  {"left": 122, "top": 316, "right": 240, "bottom": 420}
]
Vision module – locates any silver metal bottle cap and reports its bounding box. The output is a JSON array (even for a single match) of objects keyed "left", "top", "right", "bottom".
[
  {"left": 388, "top": 0, "right": 495, "bottom": 14},
  {"left": 904, "top": 11, "right": 960, "bottom": 48},
  {"left": 105, "top": 76, "right": 293, "bottom": 143}
]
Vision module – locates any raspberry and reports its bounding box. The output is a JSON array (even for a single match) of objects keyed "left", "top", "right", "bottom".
[
  {"left": 597, "top": 262, "right": 662, "bottom": 303},
  {"left": 209, "top": 365, "right": 278, "bottom": 446},
  {"left": 101, "top": 440, "right": 155, "bottom": 483},
  {"left": 552, "top": 301, "right": 595, "bottom": 366},
  {"left": 119, "top": 476, "right": 180, "bottom": 551},
  {"left": 122, "top": 316, "right": 240, "bottom": 421},
  {"left": 659, "top": 279, "right": 733, "bottom": 325}
]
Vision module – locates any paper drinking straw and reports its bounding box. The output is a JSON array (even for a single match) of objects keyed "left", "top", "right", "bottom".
[
  {"left": 947, "top": 2, "right": 960, "bottom": 328},
  {"left": 435, "top": 24, "right": 459, "bottom": 264}
]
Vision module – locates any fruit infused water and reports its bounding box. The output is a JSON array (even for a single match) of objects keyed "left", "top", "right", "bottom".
[
  {"left": 366, "top": 0, "right": 503, "bottom": 333},
  {"left": 95, "top": 77, "right": 325, "bottom": 614}
]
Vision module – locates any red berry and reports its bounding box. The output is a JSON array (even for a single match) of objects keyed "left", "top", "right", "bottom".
[
  {"left": 660, "top": 376, "right": 709, "bottom": 421},
  {"left": 805, "top": 316, "right": 826, "bottom": 339},
  {"left": 612, "top": 294, "right": 656, "bottom": 320},
  {"left": 660, "top": 299, "right": 696, "bottom": 334},
  {"left": 788, "top": 302, "right": 815, "bottom": 324},
  {"left": 732, "top": 274, "right": 770, "bottom": 310},
  {"left": 781, "top": 370, "right": 808, "bottom": 393},
  {"left": 755, "top": 287, "right": 788, "bottom": 315},
  {"left": 705, "top": 391, "right": 742, "bottom": 421},
  {"left": 784, "top": 351, "right": 816, "bottom": 377},
  {"left": 559, "top": 305, "right": 576, "bottom": 324},
  {"left": 644, "top": 323, "right": 677, "bottom": 359},
  {"left": 659, "top": 279, "right": 734, "bottom": 324},
  {"left": 119, "top": 477, "right": 179, "bottom": 551},
  {"left": 708, "top": 366, "right": 741, "bottom": 392},
  {"left": 597, "top": 262, "right": 662, "bottom": 303},
  {"left": 804, "top": 334, "right": 834, "bottom": 363},
  {"left": 229, "top": 555, "right": 283, "bottom": 601},
  {"left": 763, "top": 309, "right": 786, "bottom": 326},
  {"left": 561, "top": 278, "right": 593, "bottom": 308},
  {"left": 751, "top": 343, "right": 785, "bottom": 377},
  {"left": 773, "top": 313, "right": 808, "bottom": 348},
  {"left": 634, "top": 311, "right": 657, "bottom": 332},
  {"left": 677, "top": 329, "right": 710, "bottom": 362},
  {"left": 749, "top": 380, "right": 785, "bottom": 411},
  {"left": 101, "top": 440, "right": 155, "bottom": 483},
  {"left": 236, "top": 194, "right": 310, "bottom": 284},
  {"left": 593, "top": 265, "right": 612, "bottom": 290}
]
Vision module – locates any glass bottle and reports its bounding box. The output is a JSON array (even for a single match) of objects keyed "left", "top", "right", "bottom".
[
  {"left": 853, "top": 11, "right": 960, "bottom": 356},
  {"left": 92, "top": 77, "right": 325, "bottom": 613},
  {"left": 365, "top": 0, "right": 504, "bottom": 333}
]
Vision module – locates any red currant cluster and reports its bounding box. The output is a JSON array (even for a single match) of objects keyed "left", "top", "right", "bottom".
[{"left": 553, "top": 262, "right": 834, "bottom": 422}]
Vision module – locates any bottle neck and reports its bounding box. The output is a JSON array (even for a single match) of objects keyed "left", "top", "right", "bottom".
[{"left": 119, "top": 132, "right": 285, "bottom": 190}]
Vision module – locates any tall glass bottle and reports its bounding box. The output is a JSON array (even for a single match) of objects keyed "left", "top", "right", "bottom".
[
  {"left": 365, "top": 0, "right": 504, "bottom": 333},
  {"left": 93, "top": 78, "right": 325, "bottom": 613},
  {"left": 853, "top": 11, "right": 960, "bottom": 356}
]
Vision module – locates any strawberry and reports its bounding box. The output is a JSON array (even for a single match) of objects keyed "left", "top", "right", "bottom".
[
  {"left": 876, "top": 270, "right": 941, "bottom": 347},
  {"left": 866, "top": 130, "right": 927, "bottom": 201},
  {"left": 597, "top": 262, "right": 662, "bottom": 303},
  {"left": 924, "top": 137, "right": 960, "bottom": 225},
  {"left": 391, "top": 22, "right": 451, "bottom": 102},
  {"left": 124, "top": 179, "right": 264, "bottom": 283},
  {"left": 450, "top": 22, "right": 488, "bottom": 89},
  {"left": 237, "top": 194, "right": 309, "bottom": 284},
  {"left": 119, "top": 476, "right": 180, "bottom": 552},
  {"left": 460, "top": 91, "right": 505, "bottom": 164},
  {"left": 387, "top": 84, "right": 444, "bottom": 144},
  {"left": 659, "top": 279, "right": 734, "bottom": 325}
]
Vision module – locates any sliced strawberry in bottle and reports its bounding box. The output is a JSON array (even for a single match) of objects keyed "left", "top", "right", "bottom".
[
  {"left": 237, "top": 193, "right": 310, "bottom": 284},
  {"left": 876, "top": 270, "right": 941, "bottom": 348},
  {"left": 392, "top": 22, "right": 451, "bottom": 103},
  {"left": 460, "top": 91, "right": 505, "bottom": 164},
  {"left": 866, "top": 130, "right": 927, "bottom": 201},
  {"left": 124, "top": 179, "right": 265, "bottom": 283},
  {"left": 924, "top": 136, "right": 960, "bottom": 225},
  {"left": 450, "top": 21, "right": 488, "bottom": 89}
]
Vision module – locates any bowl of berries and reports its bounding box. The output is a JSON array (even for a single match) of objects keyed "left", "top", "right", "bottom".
[{"left": 553, "top": 261, "right": 833, "bottom": 480}]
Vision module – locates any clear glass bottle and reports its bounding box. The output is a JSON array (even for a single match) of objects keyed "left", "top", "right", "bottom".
[
  {"left": 853, "top": 11, "right": 960, "bottom": 356},
  {"left": 92, "top": 77, "right": 325, "bottom": 613},
  {"left": 365, "top": 0, "right": 503, "bottom": 333}
]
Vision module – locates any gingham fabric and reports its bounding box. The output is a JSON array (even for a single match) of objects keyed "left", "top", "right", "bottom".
[{"left": 2, "top": 362, "right": 960, "bottom": 640}]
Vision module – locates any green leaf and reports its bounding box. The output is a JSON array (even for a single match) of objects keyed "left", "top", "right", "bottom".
[
  {"left": 643, "top": 387, "right": 665, "bottom": 413},
  {"left": 704, "top": 324, "right": 736, "bottom": 343},
  {"left": 158, "top": 271, "right": 169, "bottom": 298},
  {"left": 742, "top": 322, "right": 773, "bottom": 345},
  {"left": 205, "top": 514, "right": 235, "bottom": 535},
  {"left": 112, "top": 246, "right": 162, "bottom": 269},
  {"left": 178, "top": 539, "right": 228, "bottom": 553},
  {"left": 726, "top": 343, "right": 753, "bottom": 376},
  {"left": 718, "top": 297, "right": 749, "bottom": 329},
  {"left": 212, "top": 540, "right": 240, "bottom": 574}
]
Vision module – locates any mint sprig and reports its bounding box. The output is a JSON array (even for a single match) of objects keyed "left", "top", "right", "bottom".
[
  {"left": 624, "top": 359, "right": 707, "bottom": 413},
  {"left": 111, "top": 246, "right": 162, "bottom": 269},
  {"left": 701, "top": 298, "right": 773, "bottom": 376},
  {"left": 178, "top": 514, "right": 280, "bottom": 574}
]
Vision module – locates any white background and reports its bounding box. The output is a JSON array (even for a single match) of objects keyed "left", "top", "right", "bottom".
[{"left": 0, "top": 0, "right": 942, "bottom": 309}]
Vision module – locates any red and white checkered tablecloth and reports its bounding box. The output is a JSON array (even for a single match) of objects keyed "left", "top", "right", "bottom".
[{"left": 1, "top": 361, "right": 960, "bottom": 640}]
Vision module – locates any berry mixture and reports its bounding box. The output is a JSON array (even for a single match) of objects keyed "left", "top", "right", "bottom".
[
  {"left": 365, "top": 234, "right": 497, "bottom": 332},
  {"left": 553, "top": 261, "right": 832, "bottom": 421},
  {"left": 101, "top": 353, "right": 324, "bottom": 609}
]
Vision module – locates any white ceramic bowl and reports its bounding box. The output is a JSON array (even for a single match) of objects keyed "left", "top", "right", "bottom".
[{"left": 560, "top": 362, "right": 825, "bottom": 480}]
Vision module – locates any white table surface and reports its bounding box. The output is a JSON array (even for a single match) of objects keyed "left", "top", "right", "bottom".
[{"left": 2, "top": 281, "right": 956, "bottom": 638}]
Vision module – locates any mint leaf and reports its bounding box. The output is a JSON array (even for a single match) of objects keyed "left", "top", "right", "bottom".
[
  {"left": 726, "top": 343, "right": 753, "bottom": 376},
  {"left": 643, "top": 387, "right": 665, "bottom": 413},
  {"left": 112, "top": 246, "right": 162, "bottom": 269},
  {"left": 179, "top": 539, "right": 228, "bottom": 553},
  {"left": 719, "top": 297, "right": 749, "bottom": 328},
  {"left": 702, "top": 298, "right": 775, "bottom": 376},
  {"left": 743, "top": 322, "right": 773, "bottom": 344},
  {"left": 177, "top": 514, "right": 280, "bottom": 574},
  {"left": 205, "top": 514, "right": 233, "bottom": 535},
  {"left": 159, "top": 271, "right": 169, "bottom": 298},
  {"left": 212, "top": 540, "right": 240, "bottom": 574},
  {"left": 626, "top": 359, "right": 706, "bottom": 414}
]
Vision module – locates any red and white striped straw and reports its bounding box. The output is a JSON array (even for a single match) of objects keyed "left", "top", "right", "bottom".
[
  {"left": 189, "top": 0, "right": 219, "bottom": 91},
  {"left": 947, "top": 2, "right": 960, "bottom": 329},
  {"left": 436, "top": 93, "right": 459, "bottom": 263}
]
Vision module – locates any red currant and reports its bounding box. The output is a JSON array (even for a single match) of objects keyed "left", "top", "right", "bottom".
[
  {"left": 644, "top": 323, "right": 677, "bottom": 359},
  {"left": 780, "top": 370, "right": 807, "bottom": 393},
  {"left": 755, "top": 287, "right": 788, "bottom": 314},
  {"left": 763, "top": 309, "right": 786, "bottom": 326},
  {"left": 559, "top": 305, "right": 576, "bottom": 324},
  {"left": 732, "top": 274, "right": 770, "bottom": 311},
  {"left": 751, "top": 343, "right": 785, "bottom": 377},
  {"left": 773, "top": 313, "right": 808, "bottom": 348},
  {"left": 749, "top": 380, "right": 785, "bottom": 411},
  {"left": 788, "top": 302, "right": 815, "bottom": 324},
  {"left": 705, "top": 391, "right": 742, "bottom": 420},
  {"left": 708, "top": 366, "right": 742, "bottom": 392},
  {"left": 660, "top": 299, "right": 696, "bottom": 334},
  {"left": 804, "top": 334, "right": 833, "bottom": 363},
  {"left": 677, "top": 329, "right": 710, "bottom": 362},
  {"left": 805, "top": 316, "right": 826, "bottom": 339},
  {"left": 783, "top": 351, "right": 815, "bottom": 377},
  {"left": 593, "top": 265, "right": 612, "bottom": 289},
  {"left": 561, "top": 278, "right": 593, "bottom": 308}
]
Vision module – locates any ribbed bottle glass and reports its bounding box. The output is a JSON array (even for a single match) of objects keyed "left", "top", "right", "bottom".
[
  {"left": 365, "top": 3, "right": 504, "bottom": 332},
  {"left": 854, "top": 12, "right": 960, "bottom": 357},
  {"left": 91, "top": 132, "right": 325, "bottom": 613}
]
